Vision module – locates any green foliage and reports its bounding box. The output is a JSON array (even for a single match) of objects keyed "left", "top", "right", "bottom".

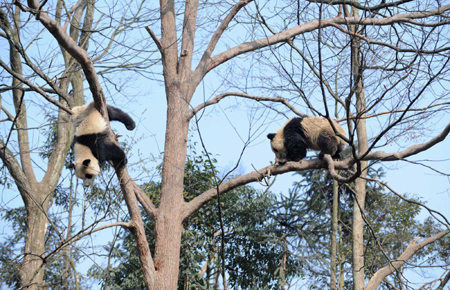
[
  {"left": 0, "top": 207, "right": 27, "bottom": 288},
  {"left": 39, "top": 111, "right": 59, "bottom": 160}
]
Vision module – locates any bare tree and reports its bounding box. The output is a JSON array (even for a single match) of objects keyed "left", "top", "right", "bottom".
[
  {"left": 2, "top": 0, "right": 450, "bottom": 289},
  {"left": 0, "top": 0, "right": 157, "bottom": 288}
]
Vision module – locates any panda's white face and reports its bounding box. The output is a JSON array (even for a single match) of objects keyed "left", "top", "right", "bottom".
[
  {"left": 70, "top": 142, "right": 100, "bottom": 187},
  {"left": 267, "top": 122, "right": 289, "bottom": 165},
  {"left": 268, "top": 133, "right": 288, "bottom": 165},
  {"left": 71, "top": 158, "right": 100, "bottom": 187}
]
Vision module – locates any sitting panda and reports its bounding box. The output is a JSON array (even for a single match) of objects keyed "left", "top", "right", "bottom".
[
  {"left": 68, "top": 101, "right": 136, "bottom": 187},
  {"left": 267, "top": 116, "right": 346, "bottom": 165}
]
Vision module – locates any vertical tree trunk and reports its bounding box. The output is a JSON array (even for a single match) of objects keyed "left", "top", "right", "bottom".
[
  {"left": 19, "top": 197, "right": 48, "bottom": 289},
  {"left": 13, "top": 1, "right": 88, "bottom": 287},
  {"left": 153, "top": 86, "right": 191, "bottom": 289},
  {"left": 330, "top": 179, "right": 339, "bottom": 289},
  {"left": 152, "top": 1, "right": 200, "bottom": 287},
  {"left": 338, "top": 223, "right": 345, "bottom": 290},
  {"left": 351, "top": 13, "right": 369, "bottom": 289},
  {"left": 6, "top": 6, "right": 44, "bottom": 289}
]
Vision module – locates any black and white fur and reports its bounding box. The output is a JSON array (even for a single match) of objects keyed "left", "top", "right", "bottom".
[
  {"left": 68, "top": 101, "right": 136, "bottom": 187},
  {"left": 267, "top": 117, "right": 346, "bottom": 165}
]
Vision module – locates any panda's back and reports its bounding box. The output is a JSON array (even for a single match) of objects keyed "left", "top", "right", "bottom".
[
  {"left": 73, "top": 102, "right": 108, "bottom": 136},
  {"left": 301, "top": 117, "right": 346, "bottom": 150}
]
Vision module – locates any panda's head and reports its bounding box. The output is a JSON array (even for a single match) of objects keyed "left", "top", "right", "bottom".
[
  {"left": 267, "top": 132, "right": 289, "bottom": 165},
  {"left": 268, "top": 118, "right": 309, "bottom": 165},
  {"left": 68, "top": 159, "right": 100, "bottom": 187}
]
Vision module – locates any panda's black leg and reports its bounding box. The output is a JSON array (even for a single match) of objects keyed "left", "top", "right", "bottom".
[
  {"left": 107, "top": 105, "right": 136, "bottom": 131},
  {"left": 332, "top": 149, "right": 344, "bottom": 160},
  {"left": 318, "top": 134, "right": 339, "bottom": 158},
  {"left": 102, "top": 142, "right": 127, "bottom": 168},
  {"left": 285, "top": 131, "right": 307, "bottom": 161}
]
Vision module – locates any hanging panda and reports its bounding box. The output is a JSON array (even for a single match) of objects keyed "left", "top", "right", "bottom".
[
  {"left": 68, "top": 101, "right": 136, "bottom": 187},
  {"left": 267, "top": 116, "right": 346, "bottom": 165}
]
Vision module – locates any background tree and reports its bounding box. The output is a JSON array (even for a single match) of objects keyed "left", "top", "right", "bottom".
[
  {"left": 0, "top": 0, "right": 156, "bottom": 289},
  {"left": 1, "top": 1, "right": 450, "bottom": 289}
]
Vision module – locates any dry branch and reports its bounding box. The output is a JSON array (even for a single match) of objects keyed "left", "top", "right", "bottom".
[
  {"left": 199, "top": 4, "right": 450, "bottom": 74},
  {"left": 365, "top": 230, "right": 450, "bottom": 290},
  {"left": 0, "top": 59, "right": 73, "bottom": 115},
  {"left": 190, "top": 92, "right": 307, "bottom": 118}
]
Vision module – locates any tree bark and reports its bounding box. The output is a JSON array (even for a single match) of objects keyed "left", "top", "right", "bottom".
[
  {"left": 330, "top": 179, "right": 339, "bottom": 289},
  {"left": 348, "top": 3, "right": 369, "bottom": 289},
  {"left": 145, "top": 1, "right": 199, "bottom": 288},
  {"left": 19, "top": 196, "right": 48, "bottom": 289}
]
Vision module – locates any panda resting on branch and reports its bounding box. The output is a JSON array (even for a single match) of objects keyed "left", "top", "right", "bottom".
[
  {"left": 68, "top": 101, "right": 136, "bottom": 187},
  {"left": 267, "top": 116, "right": 346, "bottom": 165}
]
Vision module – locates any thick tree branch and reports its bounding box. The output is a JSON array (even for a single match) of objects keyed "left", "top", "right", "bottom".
[
  {"left": 116, "top": 167, "right": 156, "bottom": 287},
  {"left": 159, "top": 0, "right": 178, "bottom": 81},
  {"left": 364, "top": 122, "right": 450, "bottom": 161},
  {"left": 201, "top": 4, "right": 450, "bottom": 73},
  {"left": 179, "top": 0, "right": 199, "bottom": 82},
  {"left": 322, "top": 154, "right": 354, "bottom": 183},
  {"left": 26, "top": 0, "right": 107, "bottom": 116},
  {"left": 194, "top": 0, "right": 253, "bottom": 80},
  {"left": 365, "top": 230, "right": 450, "bottom": 290},
  {"left": 183, "top": 121, "right": 450, "bottom": 219}
]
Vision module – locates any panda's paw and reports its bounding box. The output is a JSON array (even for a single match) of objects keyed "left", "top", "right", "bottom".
[{"left": 126, "top": 121, "right": 136, "bottom": 131}]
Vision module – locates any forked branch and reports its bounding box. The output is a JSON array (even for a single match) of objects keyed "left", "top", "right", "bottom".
[{"left": 365, "top": 230, "right": 450, "bottom": 290}]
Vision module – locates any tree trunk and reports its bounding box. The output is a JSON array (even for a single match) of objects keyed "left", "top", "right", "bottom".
[
  {"left": 330, "top": 179, "right": 339, "bottom": 289},
  {"left": 338, "top": 223, "right": 345, "bottom": 290},
  {"left": 351, "top": 23, "right": 369, "bottom": 290},
  {"left": 19, "top": 197, "right": 48, "bottom": 289},
  {"left": 12, "top": 1, "right": 87, "bottom": 287},
  {"left": 153, "top": 85, "right": 191, "bottom": 288}
]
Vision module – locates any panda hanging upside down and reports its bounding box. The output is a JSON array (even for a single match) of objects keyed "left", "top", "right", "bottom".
[
  {"left": 267, "top": 116, "right": 346, "bottom": 165},
  {"left": 68, "top": 101, "right": 136, "bottom": 187}
]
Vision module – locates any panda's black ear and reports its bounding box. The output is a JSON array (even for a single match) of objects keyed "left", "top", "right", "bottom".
[
  {"left": 82, "top": 159, "right": 91, "bottom": 167},
  {"left": 267, "top": 133, "right": 276, "bottom": 140},
  {"left": 67, "top": 162, "right": 75, "bottom": 169}
]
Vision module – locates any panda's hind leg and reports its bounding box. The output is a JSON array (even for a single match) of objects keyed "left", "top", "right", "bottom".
[
  {"left": 331, "top": 148, "right": 344, "bottom": 160},
  {"left": 317, "top": 134, "right": 339, "bottom": 160},
  {"left": 101, "top": 142, "right": 127, "bottom": 168},
  {"left": 107, "top": 105, "right": 136, "bottom": 131}
]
